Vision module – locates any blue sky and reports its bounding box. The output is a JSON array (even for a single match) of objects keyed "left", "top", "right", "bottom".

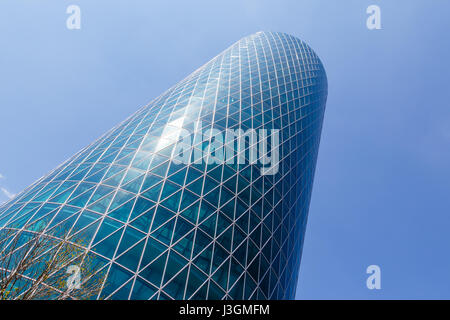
[{"left": 1, "top": 0, "right": 449, "bottom": 299}]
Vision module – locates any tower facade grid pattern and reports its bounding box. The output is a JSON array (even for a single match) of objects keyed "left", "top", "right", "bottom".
[{"left": 0, "top": 31, "right": 327, "bottom": 300}]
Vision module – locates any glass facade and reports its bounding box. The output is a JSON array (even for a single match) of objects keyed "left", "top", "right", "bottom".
[{"left": 0, "top": 31, "right": 327, "bottom": 299}]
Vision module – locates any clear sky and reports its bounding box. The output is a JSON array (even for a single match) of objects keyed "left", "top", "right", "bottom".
[{"left": 0, "top": 0, "right": 449, "bottom": 299}]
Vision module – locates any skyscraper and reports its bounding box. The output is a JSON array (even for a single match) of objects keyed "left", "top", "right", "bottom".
[{"left": 0, "top": 31, "right": 327, "bottom": 299}]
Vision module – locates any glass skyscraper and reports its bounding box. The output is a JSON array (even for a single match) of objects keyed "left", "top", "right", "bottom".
[{"left": 0, "top": 31, "right": 327, "bottom": 300}]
